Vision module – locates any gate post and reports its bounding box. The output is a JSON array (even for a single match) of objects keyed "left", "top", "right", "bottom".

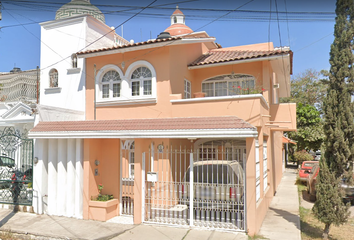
[
  {"left": 189, "top": 152, "right": 194, "bottom": 226},
  {"left": 142, "top": 153, "right": 145, "bottom": 222}
]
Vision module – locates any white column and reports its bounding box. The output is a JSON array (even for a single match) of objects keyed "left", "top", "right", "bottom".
[
  {"left": 75, "top": 139, "right": 83, "bottom": 219},
  {"left": 57, "top": 139, "right": 67, "bottom": 216},
  {"left": 33, "top": 139, "right": 48, "bottom": 214},
  {"left": 48, "top": 139, "right": 58, "bottom": 215},
  {"left": 66, "top": 139, "right": 76, "bottom": 217}
]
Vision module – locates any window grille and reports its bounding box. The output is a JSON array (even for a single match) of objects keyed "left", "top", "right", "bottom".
[
  {"left": 101, "top": 70, "right": 121, "bottom": 99},
  {"left": 255, "top": 140, "right": 260, "bottom": 201},
  {"left": 202, "top": 74, "right": 256, "bottom": 97},
  {"left": 131, "top": 67, "right": 152, "bottom": 96},
  {"left": 263, "top": 140, "right": 268, "bottom": 192}
]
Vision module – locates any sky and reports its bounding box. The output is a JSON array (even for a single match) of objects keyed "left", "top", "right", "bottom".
[{"left": 0, "top": 0, "right": 336, "bottom": 78}]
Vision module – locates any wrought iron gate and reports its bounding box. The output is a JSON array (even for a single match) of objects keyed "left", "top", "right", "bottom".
[
  {"left": 143, "top": 141, "right": 246, "bottom": 231},
  {"left": 121, "top": 140, "right": 134, "bottom": 215},
  {"left": 0, "top": 127, "right": 33, "bottom": 205}
]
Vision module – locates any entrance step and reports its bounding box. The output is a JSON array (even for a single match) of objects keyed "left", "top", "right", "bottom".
[{"left": 107, "top": 215, "right": 134, "bottom": 224}]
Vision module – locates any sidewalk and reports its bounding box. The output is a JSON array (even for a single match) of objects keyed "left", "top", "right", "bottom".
[
  {"left": 0, "top": 168, "right": 301, "bottom": 240},
  {"left": 258, "top": 167, "right": 301, "bottom": 240},
  {"left": 0, "top": 208, "right": 248, "bottom": 240}
]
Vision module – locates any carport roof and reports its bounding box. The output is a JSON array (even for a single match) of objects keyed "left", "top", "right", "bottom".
[{"left": 28, "top": 116, "right": 258, "bottom": 139}]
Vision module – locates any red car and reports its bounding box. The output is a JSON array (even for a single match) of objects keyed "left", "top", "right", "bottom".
[
  {"left": 299, "top": 161, "right": 318, "bottom": 182},
  {"left": 307, "top": 163, "right": 320, "bottom": 201}
]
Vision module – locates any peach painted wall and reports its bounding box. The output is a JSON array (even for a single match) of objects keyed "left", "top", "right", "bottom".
[
  {"left": 83, "top": 138, "right": 120, "bottom": 220},
  {"left": 245, "top": 137, "right": 256, "bottom": 235},
  {"left": 81, "top": 41, "right": 295, "bottom": 233}
]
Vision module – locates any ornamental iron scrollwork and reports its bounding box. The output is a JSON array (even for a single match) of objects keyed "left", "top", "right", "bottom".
[{"left": 0, "top": 127, "right": 33, "bottom": 205}]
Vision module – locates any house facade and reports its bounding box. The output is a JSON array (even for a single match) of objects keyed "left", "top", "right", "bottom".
[{"left": 29, "top": 2, "right": 296, "bottom": 236}]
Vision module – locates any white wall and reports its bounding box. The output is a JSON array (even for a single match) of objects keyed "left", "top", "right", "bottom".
[
  {"left": 39, "top": 15, "right": 116, "bottom": 115},
  {"left": 33, "top": 138, "right": 83, "bottom": 218}
]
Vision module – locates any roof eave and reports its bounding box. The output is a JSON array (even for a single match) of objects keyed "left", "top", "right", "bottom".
[
  {"left": 77, "top": 37, "right": 216, "bottom": 59},
  {"left": 188, "top": 53, "right": 290, "bottom": 70},
  {"left": 28, "top": 129, "right": 258, "bottom": 139}
]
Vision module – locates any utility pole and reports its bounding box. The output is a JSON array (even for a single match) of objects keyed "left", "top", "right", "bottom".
[{"left": 0, "top": 2, "right": 2, "bottom": 21}]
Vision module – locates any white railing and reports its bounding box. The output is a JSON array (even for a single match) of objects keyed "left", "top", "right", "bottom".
[{"left": 0, "top": 74, "right": 38, "bottom": 103}]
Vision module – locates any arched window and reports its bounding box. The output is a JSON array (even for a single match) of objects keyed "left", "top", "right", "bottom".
[
  {"left": 71, "top": 53, "right": 78, "bottom": 68},
  {"left": 49, "top": 69, "right": 58, "bottom": 88},
  {"left": 131, "top": 66, "right": 152, "bottom": 96},
  {"left": 96, "top": 62, "right": 156, "bottom": 105},
  {"left": 202, "top": 74, "right": 256, "bottom": 97},
  {"left": 101, "top": 70, "right": 121, "bottom": 99}
]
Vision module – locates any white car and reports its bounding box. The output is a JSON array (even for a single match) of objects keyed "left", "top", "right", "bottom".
[{"left": 180, "top": 160, "right": 244, "bottom": 209}]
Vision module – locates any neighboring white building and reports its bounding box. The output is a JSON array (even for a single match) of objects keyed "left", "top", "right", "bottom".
[
  {"left": 33, "top": 0, "right": 129, "bottom": 217},
  {"left": 0, "top": 67, "right": 38, "bottom": 134}
]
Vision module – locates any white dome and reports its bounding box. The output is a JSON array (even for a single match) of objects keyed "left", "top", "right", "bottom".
[{"left": 55, "top": 0, "right": 105, "bottom": 23}]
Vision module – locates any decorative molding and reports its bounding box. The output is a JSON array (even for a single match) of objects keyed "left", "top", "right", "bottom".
[
  {"left": 67, "top": 68, "right": 81, "bottom": 74},
  {"left": 44, "top": 87, "right": 62, "bottom": 94}
]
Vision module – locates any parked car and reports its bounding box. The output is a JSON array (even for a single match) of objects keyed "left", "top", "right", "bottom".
[
  {"left": 314, "top": 151, "right": 321, "bottom": 161},
  {"left": 0, "top": 156, "right": 15, "bottom": 168},
  {"left": 307, "top": 162, "right": 320, "bottom": 201},
  {"left": 0, "top": 156, "right": 15, "bottom": 189},
  {"left": 180, "top": 160, "right": 244, "bottom": 209},
  {"left": 299, "top": 161, "right": 318, "bottom": 183},
  {"left": 341, "top": 176, "right": 354, "bottom": 204}
]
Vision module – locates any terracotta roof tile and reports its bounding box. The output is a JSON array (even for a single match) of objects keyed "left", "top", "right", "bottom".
[
  {"left": 30, "top": 116, "right": 255, "bottom": 133},
  {"left": 77, "top": 37, "right": 182, "bottom": 55},
  {"left": 188, "top": 49, "right": 292, "bottom": 67}
]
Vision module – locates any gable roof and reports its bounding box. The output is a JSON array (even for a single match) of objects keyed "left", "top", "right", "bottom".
[
  {"left": 188, "top": 49, "right": 293, "bottom": 68},
  {"left": 29, "top": 116, "right": 257, "bottom": 139}
]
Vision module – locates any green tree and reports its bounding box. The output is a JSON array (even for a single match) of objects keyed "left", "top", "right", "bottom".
[
  {"left": 312, "top": 160, "right": 350, "bottom": 239},
  {"left": 281, "top": 69, "right": 328, "bottom": 113},
  {"left": 313, "top": 0, "right": 354, "bottom": 238},
  {"left": 287, "top": 103, "right": 324, "bottom": 152}
]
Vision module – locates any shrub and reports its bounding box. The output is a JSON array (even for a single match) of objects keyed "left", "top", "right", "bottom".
[{"left": 294, "top": 150, "right": 313, "bottom": 164}]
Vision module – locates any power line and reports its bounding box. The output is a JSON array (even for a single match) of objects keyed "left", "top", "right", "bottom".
[{"left": 41, "top": 0, "right": 158, "bottom": 71}]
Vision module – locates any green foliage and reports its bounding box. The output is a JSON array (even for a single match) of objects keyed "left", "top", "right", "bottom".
[
  {"left": 92, "top": 183, "right": 114, "bottom": 201},
  {"left": 287, "top": 103, "right": 324, "bottom": 151},
  {"left": 95, "top": 194, "right": 114, "bottom": 202},
  {"left": 293, "top": 150, "right": 314, "bottom": 164},
  {"left": 312, "top": 160, "right": 350, "bottom": 239},
  {"left": 314, "top": 0, "right": 354, "bottom": 237},
  {"left": 281, "top": 69, "right": 328, "bottom": 113}
]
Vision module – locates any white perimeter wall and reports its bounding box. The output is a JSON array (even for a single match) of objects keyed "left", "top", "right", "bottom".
[{"left": 33, "top": 138, "right": 84, "bottom": 218}]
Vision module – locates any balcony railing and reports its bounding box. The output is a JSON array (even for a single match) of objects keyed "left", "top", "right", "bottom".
[{"left": 0, "top": 74, "right": 39, "bottom": 104}]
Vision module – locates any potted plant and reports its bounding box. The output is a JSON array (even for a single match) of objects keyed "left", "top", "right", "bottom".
[{"left": 88, "top": 184, "right": 118, "bottom": 221}]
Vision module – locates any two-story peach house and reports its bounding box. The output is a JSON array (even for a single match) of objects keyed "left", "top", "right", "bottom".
[{"left": 29, "top": 5, "right": 296, "bottom": 236}]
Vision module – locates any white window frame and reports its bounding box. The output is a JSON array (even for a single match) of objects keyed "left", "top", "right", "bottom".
[
  {"left": 255, "top": 139, "right": 260, "bottom": 202},
  {"left": 126, "top": 60, "right": 157, "bottom": 101},
  {"left": 184, "top": 79, "right": 191, "bottom": 99},
  {"left": 263, "top": 139, "right": 268, "bottom": 192},
  {"left": 202, "top": 74, "right": 256, "bottom": 97},
  {"left": 96, "top": 61, "right": 157, "bottom": 106},
  {"left": 96, "top": 64, "right": 124, "bottom": 102}
]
